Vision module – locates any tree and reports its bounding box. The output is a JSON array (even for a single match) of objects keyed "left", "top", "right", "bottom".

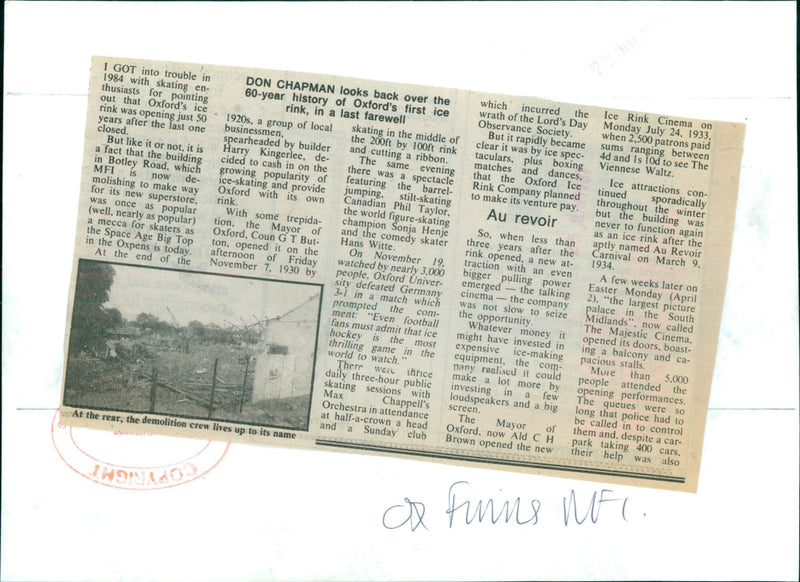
[
  {"left": 135, "top": 312, "right": 160, "bottom": 332},
  {"left": 105, "top": 308, "right": 124, "bottom": 329},
  {"left": 187, "top": 320, "right": 207, "bottom": 339},
  {"left": 68, "top": 260, "right": 116, "bottom": 353}
]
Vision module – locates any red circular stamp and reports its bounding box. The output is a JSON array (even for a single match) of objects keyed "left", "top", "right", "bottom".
[{"left": 52, "top": 411, "right": 229, "bottom": 490}]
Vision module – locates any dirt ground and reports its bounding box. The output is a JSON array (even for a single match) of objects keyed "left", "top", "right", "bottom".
[{"left": 63, "top": 342, "right": 311, "bottom": 430}]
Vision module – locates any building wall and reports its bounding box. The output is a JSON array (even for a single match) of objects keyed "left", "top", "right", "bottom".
[{"left": 251, "top": 295, "right": 319, "bottom": 402}]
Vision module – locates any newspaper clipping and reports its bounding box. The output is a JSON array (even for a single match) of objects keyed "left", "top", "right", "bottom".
[{"left": 60, "top": 57, "right": 745, "bottom": 492}]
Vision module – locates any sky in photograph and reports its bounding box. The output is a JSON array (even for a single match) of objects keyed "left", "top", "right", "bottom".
[{"left": 104, "top": 264, "right": 320, "bottom": 327}]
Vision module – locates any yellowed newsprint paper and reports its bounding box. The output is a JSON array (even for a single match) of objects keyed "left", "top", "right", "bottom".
[{"left": 60, "top": 57, "right": 744, "bottom": 492}]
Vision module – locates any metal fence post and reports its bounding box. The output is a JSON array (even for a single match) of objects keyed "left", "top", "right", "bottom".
[
  {"left": 149, "top": 368, "right": 158, "bottom": 413},
  {"left": 239, "top": 354, "right": 250, "bottom": 414},
  {"left": 208, "top": 358, "right": 218, "bottom": 419}
]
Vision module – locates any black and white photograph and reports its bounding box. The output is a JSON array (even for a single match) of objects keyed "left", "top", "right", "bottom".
[{"left": 63, "top": 259, "right": 322, "bottom": 430}]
